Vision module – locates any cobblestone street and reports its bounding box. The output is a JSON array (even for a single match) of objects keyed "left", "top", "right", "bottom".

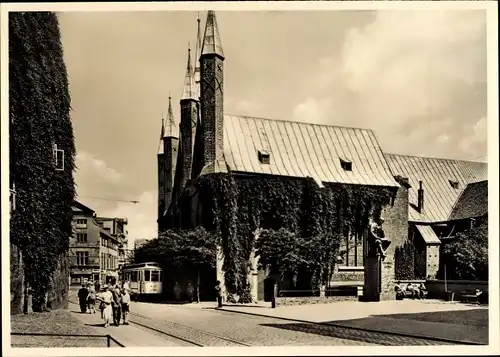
[{"left": 128, "top": 301, "right": 380, "bottom": 346}]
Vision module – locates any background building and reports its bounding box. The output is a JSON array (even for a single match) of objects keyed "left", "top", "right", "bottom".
[
  {"left": 70, "top": 202, "right": 127, "bottom": 285},
  {"left": 95, "top": 217, "right": 128, "bottom": 269}
]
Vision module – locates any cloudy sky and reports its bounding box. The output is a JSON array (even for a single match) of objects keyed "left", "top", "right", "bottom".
[{"left": 57, "top": 9, "right": 488, "bottom": 249}]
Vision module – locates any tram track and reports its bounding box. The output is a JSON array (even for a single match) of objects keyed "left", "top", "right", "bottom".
[{"left": 128, "top": 311, "right": 252, "bottom": 347}]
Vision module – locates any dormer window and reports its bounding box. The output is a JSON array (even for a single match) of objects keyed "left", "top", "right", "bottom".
[
  {"left": 258, "top": 150, "right": 270, "bottom": 165},
  {"left": 394, "top": 175, "right": 412, "bottom": 189},
  {"left": 53, "top": 144, "right": 64, "bottom": 171},
  {"left": 449, "top": 180, "right": 459, "bottom": 189},
  {"left": 340, "top": 158, "right": 352, "bottom": 171}
]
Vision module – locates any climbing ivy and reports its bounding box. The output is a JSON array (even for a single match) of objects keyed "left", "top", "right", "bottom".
[
  {"left": 164, "top": 173, "right": 396, "bottom": 302},
  {"left": 9, "top": 12, "right": 75, "bottom": 312}
]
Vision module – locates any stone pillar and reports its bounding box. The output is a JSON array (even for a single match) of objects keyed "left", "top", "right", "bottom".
[
  {"left": 249, "top": 247, "right": 259, "bottom": 302},
  {"left": 363, "top": 186, "right": 408, "bottom": 302},
  {"left": 215, "top": 245, "right": 226, "bottom": 300}
]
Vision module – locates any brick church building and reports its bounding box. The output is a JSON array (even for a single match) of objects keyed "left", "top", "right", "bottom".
[{"left": 156, "top": 11, "right": 487, "bottom": 302}]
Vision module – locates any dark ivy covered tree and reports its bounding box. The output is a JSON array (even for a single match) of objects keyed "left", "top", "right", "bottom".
[
  {"left": 440, "top": 220, "right": 488, "bottom": 281},
  {"left": 10, "top": 12, "right": 75, "bottom": 313},
  {"left": 133, "top": 227, "right": 218, "bottom": 302},
  {"left": 166, "top": 173, "right": 395, "bottom": 302}
]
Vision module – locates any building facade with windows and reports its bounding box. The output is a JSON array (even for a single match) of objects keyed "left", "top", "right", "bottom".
[
  {"left": 95, "top": 217, "right": 129, "bottom": 269},
  {"left": 70, "top": 201, "right": 125, "bottom": 285}
]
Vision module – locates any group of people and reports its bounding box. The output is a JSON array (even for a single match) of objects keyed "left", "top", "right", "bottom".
[
  {"left": 395, "top": 282, "right": 428, "bottom": 300},
  {"left": 77, "top": 278, "right": 131, "bottom": 328},
  {"left": 173, "top": 281, "right": 195, "bottom": 302}
]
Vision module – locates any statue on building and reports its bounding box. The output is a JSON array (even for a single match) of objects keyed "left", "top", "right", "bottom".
[{"left": 368, "top": 216, "right": 391, "bottom": 260}]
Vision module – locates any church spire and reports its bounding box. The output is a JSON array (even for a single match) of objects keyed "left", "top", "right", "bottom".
[
  {"left": 194, "top": 13, "right": 203, "bottom": 98},
  {"left": 201, "top": 10, "right": 224, "bottom": 59},
  {"left": 157, "top": 113, "right": 165, "bottom": 154},
  {"left": 165, "top": 95, "right": 178, "bottom": 138},
  {"left": 181, "top": 46, "right": 197, "bottom": 101}
]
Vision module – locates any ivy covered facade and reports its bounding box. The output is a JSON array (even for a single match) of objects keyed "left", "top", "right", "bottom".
[
  {"left": 155, "top": 11, "right": 487, "bottom": 302},
  {"left": 156, "top": 11, "right": 412, "bottom": 302},
  {"left": 10, "top": 12, "right": 75, "bottom": 314}
]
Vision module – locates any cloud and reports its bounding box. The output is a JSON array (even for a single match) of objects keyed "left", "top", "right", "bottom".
[
  {"left": 75, "top": 151, "right": 155, "bottom": 248},
  {"left": 295, "top": 10, "right": 487, "bottom": 161},
  {"left": 98, "top": 191, "right": 157, "bottom": 251}
]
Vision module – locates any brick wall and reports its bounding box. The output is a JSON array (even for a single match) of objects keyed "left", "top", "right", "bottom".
[
  {"left": 426, "top": 280, "right": 488, "bottom": 300},
  {"left": 330, "top": 267, "right": 364, "bottom": 283},
  {"left": 277, "top": 296, "right": 358, "bottom": 306},
  {"left": 426, "top": 244, "right": 440, "bottom": 279},
  {"left": 364, "top": 186, "right": 409, "bottom": 301},
  {"left": 10, "top": 243, "right": 24, "bottom": 315},
  {"left": 200, "top": 55, "right": 224, "bottom": 173},
  {"left": 157, "top": 153, "right": 165, "bottom": 221},
  {"left": 380, "top": 186, "right": 409, "bottom": 300},
  {"left": 163, "top": 137, "right": 179, "bottom": 210},
  {"left": 48, "top": 252, "right": 69, "bottom": 310},
  {"left": 180, "top": 99, "right": 198, "bottom": 189}
]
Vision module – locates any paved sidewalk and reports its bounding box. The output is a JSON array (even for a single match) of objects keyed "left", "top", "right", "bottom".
[
  {"left": 68, "top": 292, "right": 179, "bottom": 346},
  {"left": 217, "top": 299, "right": 488, "bottom": 344}
]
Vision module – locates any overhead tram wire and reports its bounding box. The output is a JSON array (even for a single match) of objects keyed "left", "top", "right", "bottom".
[{"left": 78, "top": 195, "right": 140, "bottom": 204}]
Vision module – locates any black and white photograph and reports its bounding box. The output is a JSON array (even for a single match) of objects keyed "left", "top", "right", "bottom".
[{"left": 2, "top": 1, "right": 498, "bottom": 355}]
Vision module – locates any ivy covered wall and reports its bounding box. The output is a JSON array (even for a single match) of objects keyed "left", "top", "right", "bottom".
[
  {"left": 9, "top": 12, "right": 75, "bottom": 313},
  {"left": 165, "top": 172, "right": 403, "bottom": 300}
]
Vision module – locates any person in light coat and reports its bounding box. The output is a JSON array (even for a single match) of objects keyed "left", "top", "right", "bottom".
[{"left": 96, "top": 285, "right": 113, "bottom": 328}]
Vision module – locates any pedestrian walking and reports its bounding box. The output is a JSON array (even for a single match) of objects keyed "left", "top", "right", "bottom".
[
  {"left": 215, "top": 280, "right": 222, "bottom": 308},
  {"left": 111, "top": 284, "right": 123, "bottom": 326},
  {"left": 187, "top": 281, "right": 194, "bottom": 303},
  {"left": 77, "top": 283, "right": 89, "bottom": 313},
  {"left": 173, "top": 281, "right": 181, "bottom": 301},
  {"left": 87, "top": 282, "right": 96, "bottom": 314},
  {"left": 121, "top": 288, "right": 131, "bottom": 325},
  {"left": 99, "top": 285, "right": 113, "bottom": 328}
]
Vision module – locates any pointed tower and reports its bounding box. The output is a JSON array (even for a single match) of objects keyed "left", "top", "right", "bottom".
[
  {"left": 157, "top": 114, "right": 166, "bottom": 229},
  {"left": 180, "top": 46, "right": 198, "bottom": 189},
  {"left": 200, "top": 10, "right": 225, "bottom": 173},
  {"left": 162, "top": 96, "right": 179, "bottom": 218},
  {"left": 194, "top": 14, "right": 203, "bottom": 99}
]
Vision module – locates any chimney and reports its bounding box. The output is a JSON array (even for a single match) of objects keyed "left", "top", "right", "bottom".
[{"left": 417, "top": 180, "right": 424, "bottom": 213}]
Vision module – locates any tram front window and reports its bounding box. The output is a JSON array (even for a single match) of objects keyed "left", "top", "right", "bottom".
[
  {"left": 144, "top": 270, "right": 150, "bottom": 282},
  {"left": 151, "top": 270, "right": 160, "bottom": 282}
]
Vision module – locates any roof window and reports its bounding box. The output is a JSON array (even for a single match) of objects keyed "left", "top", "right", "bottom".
[
  {"left": 449, "top": 180, "right": 459, "bottom": 189},
  {"left": 340, "top": 158, "right": 352, "bottom": 171},
  {"left": 258, "top": 150, "right": 270, "bottom": 165}
]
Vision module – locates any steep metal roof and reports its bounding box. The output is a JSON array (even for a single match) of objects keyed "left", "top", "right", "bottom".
[
  {"left": 415, "top": 224, "right": 441, "bottom": 245},
  {"left": 201, "top": 11, "right": 224, "bottom": 59},
  {"left": 194, "top": 14, "right": 202, "bottom": 99},
  {"left": 221, "top": 115, "right": 398, "bottom": 187},
  {"left": 181, "top": 47, "right": 197, "bottom": 101},
  {"left": 165, "top": 96, "right": 178, "bottom": 138},
  {"left": 157, "top": 115, "right": 165, "bottom": 155},
  {"left": 384, "top": 154, "right": 488, "bottom": 222},
  {"left": 448, "top": 180, "right": 488, "bottom": 221}
]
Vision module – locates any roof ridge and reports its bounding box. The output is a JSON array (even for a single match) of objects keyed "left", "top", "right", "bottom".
[
  {"left": 384, "top": 152, "right": 487, "bottom": 164},
  {"left": 224, "top": 113, "right": 377, "bottom": 133}
]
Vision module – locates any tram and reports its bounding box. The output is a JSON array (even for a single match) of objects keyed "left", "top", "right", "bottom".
[{"left": 119, "top": 262, "right": 163, "bottom": 301}]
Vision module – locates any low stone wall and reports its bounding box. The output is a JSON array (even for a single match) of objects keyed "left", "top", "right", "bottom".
[
  {"left": 425, "top": 280, "right": 488, "bottom": 300},
  {"left": 276, "top": 295, "right": 357, "bottom": 307}
]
